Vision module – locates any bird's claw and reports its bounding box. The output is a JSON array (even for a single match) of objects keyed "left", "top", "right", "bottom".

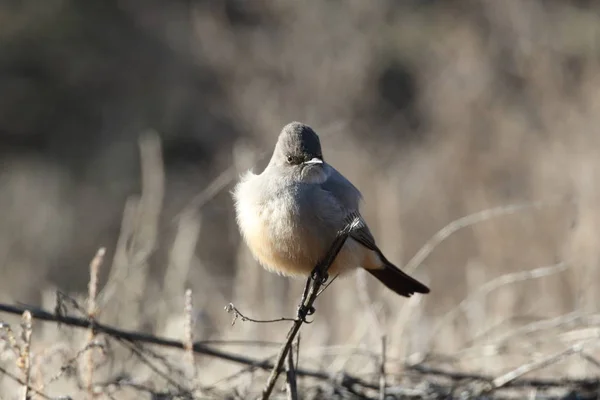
[
  {"left": 296, "top": 304, "right": 316, "bottom": 323},
  {"left": 310, "top": 267, "right": 329, "bottom": 284},
  {"left": 320, "top": 273, "right": 329, "bottom": 284}
]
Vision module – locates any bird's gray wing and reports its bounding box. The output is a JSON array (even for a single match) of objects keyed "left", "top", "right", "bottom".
[
  {"left": 320, "top": 167, "right": 380, "bottom": 252},
  {"left": 320, "top": 166, "right": 362, "bottom": 211}
]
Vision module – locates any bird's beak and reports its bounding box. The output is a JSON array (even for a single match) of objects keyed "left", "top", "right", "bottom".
[{"left": 303, "top": 157, "right": 323, "bottom": 165}]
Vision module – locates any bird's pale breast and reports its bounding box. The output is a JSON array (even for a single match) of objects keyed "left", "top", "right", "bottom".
[{"left": 235, "top": 177, "right": 367, "bottom": 276}]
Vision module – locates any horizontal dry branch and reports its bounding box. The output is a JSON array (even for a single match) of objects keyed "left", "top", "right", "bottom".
[
  {"left": 0, "top": 302, "right": 378, "bottom": 392},
  {"left": 409, "top": 364, "right": 600, "bottom": 390}
]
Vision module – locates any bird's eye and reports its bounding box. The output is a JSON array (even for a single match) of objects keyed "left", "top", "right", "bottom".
[
  {"left": 286, "top": 155, "right": 293, "bottom": 163},
  {"left": 286, "top": 155, "right": 298, "bottom": 164}
]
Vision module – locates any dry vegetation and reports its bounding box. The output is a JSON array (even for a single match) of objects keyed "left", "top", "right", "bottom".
[{"left": 1, "top": 1, "right": 600, "bottom": 398}]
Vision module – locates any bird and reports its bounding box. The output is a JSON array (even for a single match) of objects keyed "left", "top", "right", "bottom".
[{"left": 232, "top": 122, "right": 430, "bottom": 297}]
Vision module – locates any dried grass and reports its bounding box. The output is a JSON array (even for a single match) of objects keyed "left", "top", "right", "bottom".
[{"left": 0, "top": 1, "right": 599, "bottom": 398}]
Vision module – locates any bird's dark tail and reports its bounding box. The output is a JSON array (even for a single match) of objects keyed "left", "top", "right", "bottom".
[{"left": 365, "top": 255, "right": 430, "bottom": 297}]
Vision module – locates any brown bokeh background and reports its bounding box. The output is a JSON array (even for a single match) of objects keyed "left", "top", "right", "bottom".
[{"left": 1, "top": 0, "right": 600, "bottom": 397}]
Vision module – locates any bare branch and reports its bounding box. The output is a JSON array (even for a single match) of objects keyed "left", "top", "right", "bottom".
[
  {"left": 408, "top": 363, "right": 600, "bottom": 389},
  {"left": 492, "top": 339, "right": 599, "bottom": 389},
  {"left": 225, "top": 303, "right": 295, "bottom": 325},
  {"left": 0, "top": 303, "right": 378, "bottom": 393},
  {"left": 405, "top": 200, "right": 564, "bottom": 274},
  {"left": 260, "top": 214, "right": 361, "bottom": 399},
  {"left": 285, "top": 343, "right": 298, "bottom": 400},
  {"left": 18, "top": 311, "right": 32, "bottom": 400},
  {"left": 430, "top": 261, "right": 568, "bottom": 343},
  {"left": 379, "top": 336, "right": 386, "bottom": 400},
  {"left": 0, "top": 365, "right": 53, "bottom": 400},
  {"left": 85, "top": 247, "right": 105, "bottom": 396}
]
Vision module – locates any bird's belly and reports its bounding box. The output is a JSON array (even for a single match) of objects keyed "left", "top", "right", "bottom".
[
  {"left": 238, "top": 196, "right": 338, "bottom": 275},
  {"left": 241, "top": 201, "right": 313, "bottom": 275},
  {"left": 241, "top": 202, "right": 365, "bottom": 277}
]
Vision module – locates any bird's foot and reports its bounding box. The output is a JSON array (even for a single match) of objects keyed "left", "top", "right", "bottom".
[
  {"left": 310, "top": 266, "right": 329, "bottom": 284},
  {"left": 296, "top": 304, "right": 316, "bottom": 323}
]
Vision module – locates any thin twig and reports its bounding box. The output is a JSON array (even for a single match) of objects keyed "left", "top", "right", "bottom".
[
  {"left": 430, "top": 261, "right": 568, "bottom": 343},
  {"left": 204, "top": 353, "right": 280, "bottom": 391},
  {"left": 97, "top": 131, "right": 164, "bottom": 319},
  {"left": 18, "top": 311, "right": 32, "bottom": 400},
  {"left": 356, "top": 269, "right": 383, "bottom": 339},
  {"left": 285, "top": 343, "right": 298, "bottom": 400},
  {"left": 116, "top": 338, "right": 190, "bottom": 394},
  {"left": 404, "top": 199, "right": 563, "bottom": 274},
  {"left": 125, "top": 339, "right": 192, "bottom": 387},
  {"left": 379, "top": 336, "right": 386, "bottom": 400},
  {"left": 408, "top": 363, "right": 600, "bottom": 388},
  {"left": 491, "top": 339, "right": 599, "bottom": 389},
  {"left": 42, "top": 342, "right": 105, "bottom": 390},
  {"left": 173, "top": 146, "right": 269, "bottom": 223},
  {"left": 260, "top": 283, "right": 319, "bottom": 398},
  {"left": 0, "top": 303, "right": 379, "bottom": 392},
  {"left": 0, "top": 365, "right": 52, "bottom": 400},
  {"left": 0, "top": 321, "right": 20, "bottom": 362},
  {"left": 295, "top": 335, "right": 300, "bottom": 376},
  {"left": 85, "top": 247, "right": 105, "bottom": 397},
  {"left": 183, "top": 288, "right": 197, "bottom": 384},
  {"left": 183, "top": 288, "right": 204, "bottom": 397},
  {"left": 260, "top": 214, "right": 362, "bottom": 400},
  {"left": 55, "top": 290, "right": 87, "bottom": 317},
  {"left": 225, "top": 303, "right": 295, "bottom": 325},
  {"left": 467, "top": 311, "right": 584, "bottom": 355},
  {"left": 315, "top": 274, "right": 340, "bottom": 298}
]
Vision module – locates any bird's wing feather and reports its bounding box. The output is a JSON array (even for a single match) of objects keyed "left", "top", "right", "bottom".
[
  {"left": 320, "top": 167, "right": 380, "bottom": 252},
  {"left": 319, "top": 166, "right": 362, "bottom": 211}
]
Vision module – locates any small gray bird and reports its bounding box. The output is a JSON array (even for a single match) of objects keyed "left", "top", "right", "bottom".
[{"left": 233, "top": 122, "right": 429, "bottom": 297}]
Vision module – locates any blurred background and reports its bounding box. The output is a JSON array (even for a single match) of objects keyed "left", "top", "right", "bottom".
[{"left": 1, "top": 0, "right": 600, "bottom": 397}]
